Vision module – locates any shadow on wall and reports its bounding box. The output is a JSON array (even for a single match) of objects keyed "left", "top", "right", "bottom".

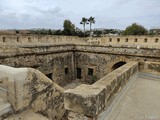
[{"left": 111, "top": 61, "right": 127, "bottom": 71}]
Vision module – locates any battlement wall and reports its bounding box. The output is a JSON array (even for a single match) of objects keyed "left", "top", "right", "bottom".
[
  {"left": 0, "top": 35, "right": 88, "bottom": 45},
  {"left": 88, "top": 36, "right": 160, "bottom": 48},
  {"left": 1, "top": 35, "right": 160, "bottom": 48}
]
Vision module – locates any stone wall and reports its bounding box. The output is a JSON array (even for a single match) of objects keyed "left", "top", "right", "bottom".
[
  {"left": 139, "top": 62, "right": 160, "bottom": 76},
  {"left": 64, "top": 61, "right": 139, "bottom": 119},
  {"left": 0, "top": 35, "right": 88, "bottom": 45},
  {"left": 0, "top": 45, "right": 75, "bottom": 86},
  {"left": 0, "top": 44, "right": 160, "bottom": 86},
  {"left": 88, "top": 36, "right": 160, "bottom": 48},
  {"left": 0, "top": 65, "right": 66, "bottom": 120},
  {"left": 74, "top": 45, "right": 160, "bottom": 83},
  {"left": 1, "top": 34, "right": 160, "bottom": 48}
]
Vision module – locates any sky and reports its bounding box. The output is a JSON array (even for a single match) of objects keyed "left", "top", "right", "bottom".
[{"left": 0, "top": 0, "right": 160, "bottom": 30}]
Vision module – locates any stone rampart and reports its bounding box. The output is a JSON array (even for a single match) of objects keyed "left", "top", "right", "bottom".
[
  {"left": 64, "top": 61, "right": 138, "bottom": 119},
  {"left": 75, "top": 45, "right": 160, "bottom": 58},
  {"left": 0, "top": 45, "right": 75, "bottom": 86},
  {"left": 0, "top": 35, "right": 88, "bottom": 45},
  {"left": 0, "top": 44, "right": 160, "bottom": 86},
  {"left": 74, "top": 45, "right": 160, "bottom": 83},
  {"left": 1, "top": 35, "right": 160, "bottom": 48},
  {"left": 0, "top": 65, "right": 65, "bottom": 120},
  {"left": 88, "top": 36, "right": 160, "bottom": 48}
]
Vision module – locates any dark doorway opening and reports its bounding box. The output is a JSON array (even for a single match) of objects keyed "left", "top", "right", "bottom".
[
  {"left": 46, "top": 73, "right": 52, "bottom": 80},
  {"left": 65, "top": 67, "right": 69, "bottom": 75},
  {"left": 111, "top": 61, "right": 126, "bottom": 71},
  {"left": 77, "top": 68, "right": 81, "bottom": 79}
]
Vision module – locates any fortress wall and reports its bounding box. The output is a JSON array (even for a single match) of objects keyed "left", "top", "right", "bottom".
[
  {"left": 64, "top": 61, "right": 160, "bottom": 120},
  {"left": 0, "top": 45, "right": 75, "bottom": 86},
  {"left": 1, "top": 34, "right": 160, "bottom": 47},
  {"left": 0, "top": 44, "right": 160, "bottom": 86},
  {"left": 74, "top": 45, "right": 160, "bottom": 83},
  {"left": 0, "top": 35, "right": 87, "bottom": 45},
  {"left": 88, "top": 36, "right": 160, "bottom": 47},
  {"left": 75, "top": 45, "right": 160, "bottom": 58},
  {"left": 64, "top": 61, "right": 138, "bottom": 119}
]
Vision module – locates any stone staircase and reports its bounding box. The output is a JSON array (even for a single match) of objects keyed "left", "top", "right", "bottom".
[{"left": 0, "top": 76, "right": 12, "bottom": 117}]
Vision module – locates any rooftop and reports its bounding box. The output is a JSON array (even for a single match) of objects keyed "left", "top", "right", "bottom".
[{"left": 99, "top": 74, "right": 160, "bottom": 120}]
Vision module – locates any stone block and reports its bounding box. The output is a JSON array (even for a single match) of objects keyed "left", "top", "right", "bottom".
[{"left": 64, "top": 84, "right": 106, "bottom": 117}]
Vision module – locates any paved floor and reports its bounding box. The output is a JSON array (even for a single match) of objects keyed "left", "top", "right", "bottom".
[{"left": 99, "top": 75, "right": 160, "bottom": 120}]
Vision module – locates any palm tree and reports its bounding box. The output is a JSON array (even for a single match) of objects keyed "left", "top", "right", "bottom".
[
  {"left": 88, "top": 16, "right": 95, "bottom": 35},
  {"left": 80, "top": 17, "right": 88, "bottom": 37}
]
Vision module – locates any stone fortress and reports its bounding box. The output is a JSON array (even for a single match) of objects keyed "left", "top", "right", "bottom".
[{"left": 0, "top": 34, "right": 160, "bottom": 120}]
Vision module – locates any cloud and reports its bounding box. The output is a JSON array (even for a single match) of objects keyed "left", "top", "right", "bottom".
[
  {"left": 0, "top": 0, "right": 159, "bottom": 29},
  {"left": 0, "top": 0, "right": 66, "bottom": 29},
  {"left": 29, "top": 6, "right": 63, "bottom": 17},
  {"left": 114, "top": 0, "right": 132, "bottom": 6}
]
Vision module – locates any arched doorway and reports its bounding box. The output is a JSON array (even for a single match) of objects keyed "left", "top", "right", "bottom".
[{"left": 111, "top": 61, "right": 126, "bottom": 71}]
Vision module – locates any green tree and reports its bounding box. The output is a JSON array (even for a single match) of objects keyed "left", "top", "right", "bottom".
[
  {"left": 48, "top": 29, "right": 52, "bottom": 35},
  {"left": 63, "top": 20, "right": 75, "bottom": 35},
  {"left": 80, "top": 17, "right": 88, "bottom": 37},
  {"left": 123, "top": 23, "right": 148, "bottom": 35},
  {"left": 88, "top": 16, "right": 95, "bottom": 34},
  {"left": 54, "top": 30, "right": 62, "bottom": 35}
]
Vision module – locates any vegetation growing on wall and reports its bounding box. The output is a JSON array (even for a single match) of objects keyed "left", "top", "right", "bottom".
[{"left": 92, "top": 75, "right": 97, "bottom": 84}]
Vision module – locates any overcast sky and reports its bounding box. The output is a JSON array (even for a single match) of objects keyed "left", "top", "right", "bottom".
[{"left": 0, "top": 0, "right": 160, "bottom": 30}]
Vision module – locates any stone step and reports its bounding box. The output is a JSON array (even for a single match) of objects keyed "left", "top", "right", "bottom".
[
  {"left": 0, "top": 98, "right": 12, "bottom": 116},
  {"left": 0, "top": 87, "right": 8, "bottom": 100}
]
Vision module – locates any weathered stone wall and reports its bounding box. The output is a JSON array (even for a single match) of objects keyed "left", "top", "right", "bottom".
[
  {"left": 64, "top": 61, "right": 160, "bottom": 120},
  {"left": 0, "top": 44, "right": 160, "bottom": 86},
  {"left": 74, "top": 45, "right": 160, "bottom": 83},
  {"left": 0, "top": 45, "right": 75, "bottom": 86},
  {"left": 139, "top": 62, "right": 160, "bottom": 76},
  {"left": 0, "top": 65, "right": 66, "bottom": 120},
  {"left": 88, "top": 36, "right": 160, "bottom": 48},
  {"left": 1, "top": 34, "right": 160, "bottom": 48},
  {"left": 0, "top": 35, "right": 88, "bottom": 45},
  {"left": 64, "top": 61, "right": 138, "bottom": 120}
]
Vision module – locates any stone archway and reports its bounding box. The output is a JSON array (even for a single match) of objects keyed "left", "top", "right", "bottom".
[{"left": 111, "top": 61, "right": 127, "bottom": 71}]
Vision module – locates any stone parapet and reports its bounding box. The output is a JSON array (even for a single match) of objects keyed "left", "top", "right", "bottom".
[
  {"left": 88, "top": 36, "right": 160, "bottom": 48},
  {"left": 75, "top": 45, "right": 160, "bottom": 58},
  {"left": 0, "top": 65, "right": 65, "bottom": 120},
  {"left": 139, "top": 62, "right": 160, "bottom": 77},
  {"left": 64, "top": 61, "right": 138, "bottom": 119},
  {"left": 0, "top": 35, "right": 88, "bottom": 45}
]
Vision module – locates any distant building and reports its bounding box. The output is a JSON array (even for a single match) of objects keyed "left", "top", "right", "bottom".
[
  {"left": 150, "top": 28, "right": 160, "bottom": 35},
  {"left": 93, "top": 28, "right": 123, "bottom": 37},
  {"left": 18, "top": 30, "right": 30, "bottom": 34}
]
